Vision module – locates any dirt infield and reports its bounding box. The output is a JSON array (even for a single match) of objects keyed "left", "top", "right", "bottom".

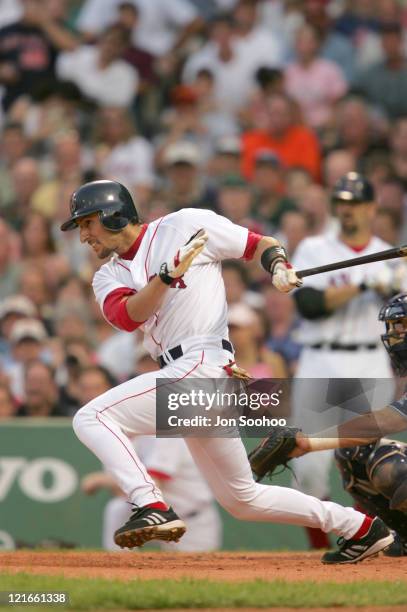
[{"left": 1, "top": 551, "right": 406, "bottom": 583}]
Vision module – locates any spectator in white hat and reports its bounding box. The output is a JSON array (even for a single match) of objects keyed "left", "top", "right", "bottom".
[
  {"left": 227, "top": 302, "right": 287, "bottom": 378},
  {"left": 0, "top": 294, "right": 36, "bottom": 333},
  {"left": 6, "top": 318, "right": 49, "bottom": 402},
  {"left": 158, "top": 141, "right": 213, "bottom": 211},
  {"left": 207, "top": 135, "right": 242, "bottom": 186},
  {"left": 0, "top": 294, "right": 37, "bottom": 368}
]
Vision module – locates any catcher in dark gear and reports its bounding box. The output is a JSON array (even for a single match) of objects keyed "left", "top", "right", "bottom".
[
  {"left": 248, "top": 293, "right": 407, "bottom": 481},
  {"left": 335, "top": 438, "right": 407, "bottom": 556}
]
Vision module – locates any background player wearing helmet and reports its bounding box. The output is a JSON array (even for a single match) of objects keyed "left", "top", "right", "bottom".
[
  {"left": 290, "top": 172, "right": 405, "bottom": 549},
  {"left": 61, "top": 178, "right": 393, "bottom": 564}
]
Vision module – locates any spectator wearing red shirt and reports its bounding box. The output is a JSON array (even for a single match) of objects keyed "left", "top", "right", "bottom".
[{"left": 241, "top": 94, "right": 322, "bottom": 181}]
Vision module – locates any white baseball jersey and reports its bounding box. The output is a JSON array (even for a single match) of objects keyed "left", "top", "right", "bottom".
[
  {"left": 292, "top": 233, "right": 404, "bottom": 346},
  {"left": 92, "top": 208, "right": 252, "bottom": 359},
  {"left": 291, "top": 232, "right": 401, "bottom": 498}
]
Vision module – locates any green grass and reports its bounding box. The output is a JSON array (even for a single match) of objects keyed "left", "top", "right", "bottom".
[{"left": 0, "top": 574, "right": 407, "bottom": 610}]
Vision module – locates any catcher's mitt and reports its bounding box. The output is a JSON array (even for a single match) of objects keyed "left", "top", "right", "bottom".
[{"left": 248, "top": 426, "right": 301, "bottom": 482}]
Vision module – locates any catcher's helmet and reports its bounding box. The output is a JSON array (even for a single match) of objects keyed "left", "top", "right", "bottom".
[
  {"left": 60, "top": 180, "right": 139, "bottom": 232},
  {"left": 331, "top": 172, "right": 375, "bottom": 204},
  {"left": 379, "top": 293, "right": 407, "bottom": 375}
]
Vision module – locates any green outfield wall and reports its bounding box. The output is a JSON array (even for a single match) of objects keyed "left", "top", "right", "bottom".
[{"left": 0, "top": 419, "right": 385, "bottom": 551}]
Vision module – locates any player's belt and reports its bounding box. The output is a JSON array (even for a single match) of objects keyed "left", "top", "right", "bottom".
[
  {"left": 158, "top": 339, "right": 234, "bottom": 368},
  {"left": 310, "top": 342, "right": 379, "bottom": 351}
]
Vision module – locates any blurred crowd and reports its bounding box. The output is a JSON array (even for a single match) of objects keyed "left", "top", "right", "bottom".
[{"left": 0, "top": 0, "right": 407, "bottom": 418}]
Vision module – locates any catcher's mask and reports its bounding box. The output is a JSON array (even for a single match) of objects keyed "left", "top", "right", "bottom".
[
  {"left": 379, "top": 293, "right": 407, "bottom": 376},
  {"left": 367, "top": 439, "right": 407, "bottom": 512}
]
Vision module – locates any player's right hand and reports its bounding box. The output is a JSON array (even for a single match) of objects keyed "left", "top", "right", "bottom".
[
  {"left": 168, "top": 229, "right": 208, "bottom": 278},
  {"left": 81, "top": 472, "right": 105, "bottom": 495},
  {"left": 272, "top": 262, "right": 303, "bottom": 293}
]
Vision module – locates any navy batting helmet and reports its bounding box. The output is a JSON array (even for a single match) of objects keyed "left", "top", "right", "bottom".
[
  {"left": 379, "top": 293, "right": 407, "bottom": 375},
  {"left": 60, "top": 180, "right": 139, "bottom": 232},
  {"left": 331, "top": 172, "right": 375, "bottom": 204}
]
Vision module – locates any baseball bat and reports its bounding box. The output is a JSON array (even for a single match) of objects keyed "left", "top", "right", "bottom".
[{"left": 296, "top": 244, "right": 407, "bottom": 279}]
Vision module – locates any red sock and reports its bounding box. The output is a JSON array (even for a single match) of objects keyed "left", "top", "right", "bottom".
[
  {"left": 145, "top": 502, "right": 169, "bottom": 511},
  {"left": 352, "top": 515, "right": 373, "bottom": 540},
  {"left": 305, "top": 526, "right": 330, "bottom": 549}
]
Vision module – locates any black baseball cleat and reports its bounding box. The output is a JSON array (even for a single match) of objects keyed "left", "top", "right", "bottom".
[
  {"left": 114, "top": 505, "right": 186, "bottom": 549},
  {"left": 321, "top": 518, "right": 394, "bottom": 564}
]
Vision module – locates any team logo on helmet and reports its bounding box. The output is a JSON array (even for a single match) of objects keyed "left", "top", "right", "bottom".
[
  {"left": 331, "top": 172, "right": 375, "bottom": 204},
  {"left": 70, "top": 192, "right": 78, "bottom": 214}
]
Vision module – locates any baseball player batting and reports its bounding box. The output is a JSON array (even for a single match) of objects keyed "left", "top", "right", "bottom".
[{"left": 61, "top": 178, "right": 394, "bottom": 564}]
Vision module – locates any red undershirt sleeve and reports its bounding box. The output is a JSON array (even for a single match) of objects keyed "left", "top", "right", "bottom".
[
  {"left": 242, "top": 231, "right": 262, "bottom": 261},
  {"left": 103, "top": 287, "right": 145, "bottom": 332},
  {"left": 147, "top": 469, "right": 172, "bottom": 481}
]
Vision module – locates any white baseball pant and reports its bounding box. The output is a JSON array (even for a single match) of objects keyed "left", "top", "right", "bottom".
[{"left": 73, "top": 344, "right": 366, "bottom": 540}]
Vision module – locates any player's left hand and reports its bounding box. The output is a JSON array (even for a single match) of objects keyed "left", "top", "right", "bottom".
[
  {"left": 168, "top": 229, "right": 208, "bottom": 278},
  {"left": 362, "top": 262, "right": 407, "bottom": 298},
  {"left": 272, "top": 262, "right": 303, "bottom": 293}
]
